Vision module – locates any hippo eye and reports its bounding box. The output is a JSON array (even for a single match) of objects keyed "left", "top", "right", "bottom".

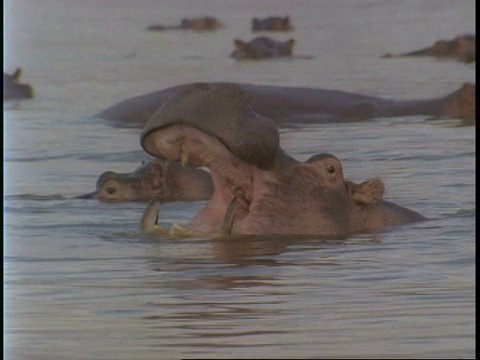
[
  {"left": 326, "top": 164, "right": 336, "bottom": 174},
  {"left": 106, "top": 186, "right": 117, "bottom": 195}
]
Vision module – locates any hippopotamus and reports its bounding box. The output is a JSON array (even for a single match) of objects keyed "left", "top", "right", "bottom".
[
  {"left": 146, "top": 17, "right": 223, "bottom": 32},
  {"left": 139, "top": 83, "right": 426, "bottom": 237},
  {"left": 94, "top": 81, "right": 476, "bottom": 127},
  {"left": 382, "top": 34, "right": 476, "bottom": 64},
  {"left": 251, "top": 16, "right": 294, "bottom": 32},
  {"left": 230, "top": 36, "right": 295, "bottom": 60},
  {"left": 76, "top": 157, "right": 385, "bottom": 207},
  {"left": 76, "top": 159, "right": 213, "bottom": 202},
  {"left": 4, "top": 68, "right": 34, "bottom": 100}
]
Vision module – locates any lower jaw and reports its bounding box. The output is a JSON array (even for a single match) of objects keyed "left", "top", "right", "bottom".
[{"left": 189, "top": 197, "right": 250, "bottom": 236}]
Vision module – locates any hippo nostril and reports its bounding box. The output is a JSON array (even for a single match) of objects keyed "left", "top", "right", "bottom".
[{"left": 106, "top": 187, "right": 117, "bottom": 195}]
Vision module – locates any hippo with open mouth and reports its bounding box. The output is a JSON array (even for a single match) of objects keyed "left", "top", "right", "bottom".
[
  {"left": 95, "top": 81, "right": 475, "bottom": 127},
  {"left": 139, "top": 83, "right": 426, "bottom": 237},
  {"left": 76, "top": 159, "right": 213, "bottom": 202}
]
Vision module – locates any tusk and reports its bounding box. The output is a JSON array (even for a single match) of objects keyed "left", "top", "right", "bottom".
[
  {"left": 222, "top": 197, "right": 240, "bottom": 235},
  {"left": 140, "top": 201, "right": 192, "bottom": 237},
  {"left": 180, "top": 143, "right": 189, "bottom": 167},
  {"left": 140, "top": 201, "right": 169, "bottom": 234}
]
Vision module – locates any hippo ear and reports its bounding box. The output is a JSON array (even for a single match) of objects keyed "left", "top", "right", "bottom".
[
  {"left": 234, "top": 39, "right": 247, "bottom": 51},
  {"left": 12, "top": 68, "right": 22, "bottom": 81},
  {"left": 350, "top": 178, "right": 385, "bottom": 205}
]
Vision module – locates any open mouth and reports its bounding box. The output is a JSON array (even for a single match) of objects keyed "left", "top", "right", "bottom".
[
  {"left": 142, "top": 123, "right": 264, "bottom": 235},
  {"left": 138, "top": 82, "right": 283, "bottom": 236}
]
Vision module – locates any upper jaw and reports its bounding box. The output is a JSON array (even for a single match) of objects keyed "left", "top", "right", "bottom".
[{"left": 143, "top": 124, "right": 269, "bottom": 235}]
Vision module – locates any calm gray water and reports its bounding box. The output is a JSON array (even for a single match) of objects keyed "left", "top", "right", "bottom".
[{"left": 4, "top": 0, "right": 475, "bottom": 359}]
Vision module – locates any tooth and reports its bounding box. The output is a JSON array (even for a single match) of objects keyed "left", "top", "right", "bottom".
[
  {"left": 140, "top": 201, "right": 160, "bottom": 233},
  {"left": 180, "top": 143, "right": 189, "bottom": 167},
  {"left": 247, "top": 176, "right": 253, "bottom": 184},
  {"left": 222, "top": 197, "right": 239, "bottom": 235},
  {"left": 140, "top": 201, "right": 194, "bottom": 238}
]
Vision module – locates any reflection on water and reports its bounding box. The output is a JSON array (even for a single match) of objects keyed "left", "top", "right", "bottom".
[{"left": 4, "top": 0, "right": 475, "bottom": 358}]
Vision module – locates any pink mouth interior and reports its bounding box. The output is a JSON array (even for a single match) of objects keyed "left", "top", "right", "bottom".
[{"left": 144, "top": 124, "right": 262, "bottom": 234}]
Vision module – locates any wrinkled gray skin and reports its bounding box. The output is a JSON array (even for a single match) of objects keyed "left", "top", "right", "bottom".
[
  {"left": 140, "top": 83, "right": 426, "bottom": 237},
  {"left": 382, "top": 34, "right": 475, "bottom": 64},
  {"left": 76, "top": 159, "right": 213, "bottom": 202},
  {"left": 146, "top": 17, "right": 223, "bottom": 32},
  {"left": 4, "top": 68, "right": 34, "bottom": 100},
  {"left": 230, "top": 36, "right": 295, "bottom": 59},
  {"left": 94, "top": 81, "right": 476, "bottom": 128},
  {"left": 251, "top": 16, "right": 294, "bottom": 32}
]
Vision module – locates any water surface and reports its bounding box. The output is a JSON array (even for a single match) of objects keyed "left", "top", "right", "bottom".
[{"left": 4, "top": 0, "right": 475, "bottom": 358}]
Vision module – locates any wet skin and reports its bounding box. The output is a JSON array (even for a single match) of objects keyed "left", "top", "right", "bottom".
[
  {"left": 306, "top": 154, "right": 426, "bottom": 233},
  {"left": 146, "top": 17, "right": 223, "bottom": 32},
  {"left": 76, "top": 159, "right": 213, "bottom": 202},
  {"left": 76, "top": 156, "right": 392, "bottom": 213},
  {"left": 382, "top": 34, "right": 475, "bottom": 64},
  {"left": 94, "top": 81, "right": 476, "bottom": 127},
  {"left": 230, "top": 36, "right": 295, "bottom": 60},
  {"left": 139, "top": 83, "right": 426, "bottom": 237},
  {"left": 251, "top": 16, "right": 293, "bottom": 32},
  {"left": 4, "top": 68, "right": 34, "bottom": 100}
]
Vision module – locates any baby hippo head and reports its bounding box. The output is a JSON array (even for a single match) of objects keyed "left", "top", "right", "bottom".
[{"left": 92, "top": 161, "right": 167, "bottom": 202}]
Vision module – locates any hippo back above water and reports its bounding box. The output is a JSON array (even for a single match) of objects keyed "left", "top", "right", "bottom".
[
  {"left": 94, "top": 82, "right": 476, "bottom": 127},
  {"left": 382, "top": 34, "right": 476, "bottom": 64},
  {"left": 147, "top": 17, "right": 223, "bottom": 32}
]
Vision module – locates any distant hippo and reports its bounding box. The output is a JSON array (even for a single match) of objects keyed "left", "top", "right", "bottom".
[
  {"left": 230, "top": 36, "right": 295, "bottom": 60},
  {"left": 251, "top": 16, "right": 293, "bottom": 32},
  {"left": 76, "top": 159, "right": 213, "bottom": 202},
  {"left": 95, "top": 81, "right": 476, "bottom": 127},
  {"left": 4, "top": 68, "right": 34, "bottom": 100},
  {"left": 147, "top": 17, "right": 223, "bottom": 32},
  {"left": 382, "top": 34, "right": 475, "bottom": 63},
  {"left": 139, "top": 83, "right": 426, "bottom": 237}
]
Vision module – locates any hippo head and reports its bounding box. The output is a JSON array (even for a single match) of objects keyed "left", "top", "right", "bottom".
[
  {"left": 4, "top": 67, "right": 34, "bottom": 100},
  {"left": 230, "top": 37, "right": 295, "bottom": 59},
  {"left": 441, "top": 82, "right": 476, "bottom": 124},
  {"left": 76, "top": 160, "right": 170, "bottom": 202},
  {"left": 251, "top": 16, "right": 293, "bottom": 32},
  {"left": 305, "top": 153, "right": 385, "bottom": 206},
  {"left": 140, "top": 83, "right": 361, "bottom": 236},
  {"left": 77, "top": 159, "right": 213, "bottom": 202}
]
